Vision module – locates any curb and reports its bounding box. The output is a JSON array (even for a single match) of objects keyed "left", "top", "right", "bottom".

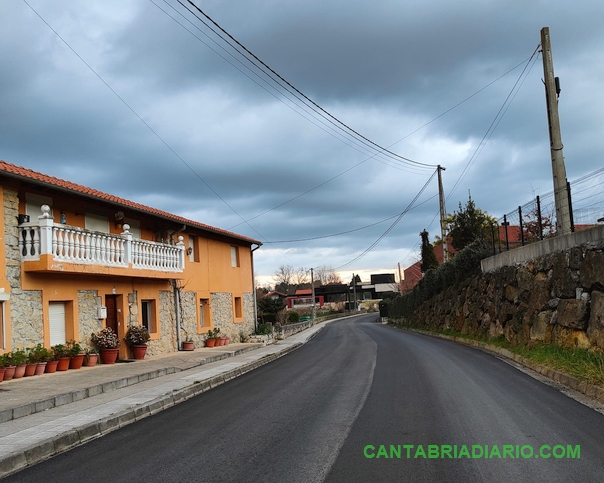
[
  {"left": 0, "top": 345, "right": 261, "bottom": 425},
  {"left": 396, "top": 326, "right": 604, "bottom": 404},
  {"left": 0, "top": 340, "right": 307, "bottom": 478}
]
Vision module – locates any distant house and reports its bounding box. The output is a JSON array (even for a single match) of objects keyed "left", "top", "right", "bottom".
[
  {"left": 286, "top": 273, "right": 398, "bottom": 310},
  {"left": 263, "top": 291, "right": 287, "bottom": 301},
  {"left": 0, "top": 160, "right": 261, "bottom": 358}
]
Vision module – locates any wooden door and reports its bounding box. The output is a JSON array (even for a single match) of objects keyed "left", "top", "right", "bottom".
[{"left": 105, "top": 295, "right": 118, "bottom": 334}]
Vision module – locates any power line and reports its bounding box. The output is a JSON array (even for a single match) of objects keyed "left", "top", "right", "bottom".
[
  {"left": 180, "top": 0, "right": 437, "bottom": 170},
  {"left": 447, "top": 45, "right": 542, "bottom": 202},
  {"left": 334, "top": 169, "right": 438, "bottom": 270},
  {"left": 265, "top": 194, "right": 439, "bottom": 243}
]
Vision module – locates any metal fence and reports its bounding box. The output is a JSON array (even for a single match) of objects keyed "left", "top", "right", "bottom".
[{"left": 491, "top": 167, "right": 604, "bottom": 253}]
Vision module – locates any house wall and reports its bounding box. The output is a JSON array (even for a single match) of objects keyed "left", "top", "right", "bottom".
[{"left": 1, "top": 179, "right": 257, "bottom": 356}]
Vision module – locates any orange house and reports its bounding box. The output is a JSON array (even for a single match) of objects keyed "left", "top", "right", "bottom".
[{"left": 0, "top": 160, "right": 261, "bottom": 359}]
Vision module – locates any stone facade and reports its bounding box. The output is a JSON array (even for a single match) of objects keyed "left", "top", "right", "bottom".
[
  {"left": 4, "top": 188, "right": 44, "bottom": 349},
  {"left": 78, "top": 290, "right": 102, "bottom": 348},
  {"left": 394, "top": 245, "right": 604, "bottom": 351},
  {"left": 210, "top": 292, "right": 255, "bottom": 342}
]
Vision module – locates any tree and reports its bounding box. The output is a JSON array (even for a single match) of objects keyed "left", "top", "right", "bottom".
[
  {"left": 314, "top": 266, "right": 342, "bottom": 285},
  {"left": 293, "top": 267, "right": 310, "bottom": 286},
  {"left": 273, "top": 265, "right": 295, "bottom": 294},
  {"left": 446, "top": 197, "right": 495, "bottom": 251},
  {"left": 420, "top": 230, "right": 439, "bottom": 273},
  {"left": 257, "top": 297, "right": 286, "bottom": 315}
]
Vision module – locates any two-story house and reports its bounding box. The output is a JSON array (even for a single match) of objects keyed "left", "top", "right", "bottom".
[{"left": 0, "top": 160, "right": 261, "bottom": 359}]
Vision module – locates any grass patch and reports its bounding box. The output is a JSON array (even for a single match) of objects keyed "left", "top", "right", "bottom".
[{"left": 394, "top": 322, "right": 604, "bottom": 387}]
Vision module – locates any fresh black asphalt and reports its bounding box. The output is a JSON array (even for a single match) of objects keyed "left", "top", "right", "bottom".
[{"left": 5, "top": 315, "right": 604, "bottom": 482}]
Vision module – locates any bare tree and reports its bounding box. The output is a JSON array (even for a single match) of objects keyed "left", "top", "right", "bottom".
[
  {"left": 294, "top": 267, "right": 310, "bottom": 286},
  {"left": 273, "top": 265, "right": 294, "bottom": 291},
  {"left": 315, "top": 265, "right": 342, "bottom": 285}
]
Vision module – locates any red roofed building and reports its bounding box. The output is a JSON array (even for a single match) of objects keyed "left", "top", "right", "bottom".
[{"left": 0, "top": 160, "right": 261, "bottom": 358}]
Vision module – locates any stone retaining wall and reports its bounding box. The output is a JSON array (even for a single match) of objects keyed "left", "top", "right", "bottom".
[{"left": 395, "top": 244, "right": 604, "bottom": 350}]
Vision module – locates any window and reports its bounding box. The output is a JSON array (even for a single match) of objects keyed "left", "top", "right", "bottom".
[
  {"left": 141, "top": 300, "right": 157, "bottom": 333},
  {"left": 26, "top": 193, "right": 53, "bottom": 219},
  {"left": 234, "top": 296, "right": 242, "bottom": 319},
  {"left": 189, "top": 236, "right": 199, "bottom": 263},
  {"left": 49, "top": 302, "right": 66, "bottom": 346},
  {"left": 199, "top": 298, "right": 210, "bottom": 328},
  {"left": 85, "top": 213, "right": 109, "bottom": 233},
  {"left": 230, "top": 246, "right": 240, "bottom": 267}
]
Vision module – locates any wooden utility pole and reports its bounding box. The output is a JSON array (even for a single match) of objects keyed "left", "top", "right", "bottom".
[
  {"left": 541, "top": 27, "right": 572, "bottom": 236},
  {"left": 437, "top": 165, "right": 448, "bottom": 262}
]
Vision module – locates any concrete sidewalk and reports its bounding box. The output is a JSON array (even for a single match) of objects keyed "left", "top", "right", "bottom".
[{"left": 0, "top": 320, "right": 331, "bottom": 478}]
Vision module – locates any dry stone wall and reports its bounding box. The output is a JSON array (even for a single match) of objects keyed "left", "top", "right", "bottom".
[{"left": 396, "top": 245, "right": 604, "bottom": 351}]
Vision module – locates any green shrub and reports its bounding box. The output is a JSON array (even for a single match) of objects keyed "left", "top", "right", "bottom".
[
  {"left": 255, "top": 323, "right": 273, "bottom": 335},
  {"left": 287, "top": 311, "right": 300, "bottom": 323},
  {"left": 386, "top": 239, "right": 491, "bottom": 319}
]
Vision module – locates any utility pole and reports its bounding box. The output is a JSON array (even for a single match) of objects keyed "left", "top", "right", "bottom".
[
  {"left": 437, "top": 165, "right": 448, "bottom": 262},
  {"left": 541, "top": 27, "right": 572, "bottom": 236},
  {"left": 397, "top": 262, "right": 403, "bottom": 294},
  {"left": 352, "top": 273, "right": 357, "bottom": 312},
  {"left": 310, "top": 267, "right": 316, "bottom": 324}
]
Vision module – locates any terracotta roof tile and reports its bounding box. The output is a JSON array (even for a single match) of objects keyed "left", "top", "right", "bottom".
[{"left": 0, "top": 160, "right": 261, "bottom": 245}]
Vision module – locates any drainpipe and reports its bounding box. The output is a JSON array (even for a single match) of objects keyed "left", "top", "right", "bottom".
[
  {"left": 251, "top": 244, "right": 261, "bottom": 333},
  {"left": 172, "top": 280, "right": 182, "bottom": 351}
]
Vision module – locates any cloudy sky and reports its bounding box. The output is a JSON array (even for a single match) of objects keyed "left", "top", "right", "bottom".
[{"left": 1, "top": 0, "right": 603, "bottom": 286}]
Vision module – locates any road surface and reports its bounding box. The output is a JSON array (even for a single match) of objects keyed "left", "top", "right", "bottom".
[{"left": 6, "top": 315, "right": 604, "bottom": 482}]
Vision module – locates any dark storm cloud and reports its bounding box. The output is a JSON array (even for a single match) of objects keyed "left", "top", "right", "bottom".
[{"left": 1, "top": 0, "right": 603, "bottom": 281}]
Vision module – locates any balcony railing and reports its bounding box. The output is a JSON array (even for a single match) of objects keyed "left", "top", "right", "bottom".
[{"left": 18, "top": 205, "right": 185, "bottom": 273}]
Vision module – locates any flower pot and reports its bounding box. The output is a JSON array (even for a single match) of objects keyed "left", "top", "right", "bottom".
[
  {"left": 35, "top": 362, "right": 47, "bottom": 375},
  {"left": 221, "top": 337, "right": 228, "bottom": 346},
  {"left": 4, "top": 366, "right": 16, "bottom": 381},
  {"left": 24, "top": 363, "right": 38, "bottom": 377},
  {"left": 69, "top": 354, "right": 85, "bottom": 369},
  {"left": 13, "top": 364, "right": 27, "bottom": 379},
  {"left": 205, "top": 338, "right": 216, "bottom": 348},
  {"left": 83, "top": 354, "right": 98, "bottom": 366},
  {"left": 45, "top": 360, "right": 59, "bottom": 373},
  {"left": 131, "top": 345, "right": 147, "bottom": 360},
  {"left": 100, "top": 348, "right": 119, "bottom": 364},
  {"left": 56, "top": 357, "right": 70, "bottom": 371},
  {"left": 182, "top": 341, "right": 194, "bottom": 351},
  {"left": 0, "top": 367, "right": 6, "bottom": 382}
]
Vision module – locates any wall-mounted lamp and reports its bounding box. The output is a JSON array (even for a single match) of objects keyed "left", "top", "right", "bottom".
[
  {"left": 115, "top": 211, "right": 125, "bottom": 228},
  {"left": 186, "top": 247, "right": 193, "bottom": 256}
]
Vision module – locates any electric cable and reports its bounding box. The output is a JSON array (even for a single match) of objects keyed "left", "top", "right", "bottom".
[
  {"left": 180, "top": 0, "right": 437, "bottom": 170},
  {"left": 334, "top": 169, "right": 438, "bottom": 270}
]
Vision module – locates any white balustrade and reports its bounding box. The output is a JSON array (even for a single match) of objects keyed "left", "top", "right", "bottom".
[{"left": 17, "top": 209, "right": 184, "bottom": 273}]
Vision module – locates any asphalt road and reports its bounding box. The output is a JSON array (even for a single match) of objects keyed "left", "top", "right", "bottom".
[{"left": 5, "top": 315, "right": 604, "bottom": 482}]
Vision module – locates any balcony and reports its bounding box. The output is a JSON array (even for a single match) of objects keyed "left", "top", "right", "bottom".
[{"left": 18, "top": 205, "right": 185, "bottom": 277}]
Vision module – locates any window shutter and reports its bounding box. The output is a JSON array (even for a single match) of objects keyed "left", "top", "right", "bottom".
[{"left": 49, "top": 302, "right": 66, "bottom": 346}]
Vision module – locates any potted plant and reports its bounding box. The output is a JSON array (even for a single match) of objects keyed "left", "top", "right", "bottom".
[
  {"left": 52, "top": 344, "right": 71, "bottom": 371},
  {"left": 83, "top": 347, "right": 98, "bottom": 367},
  {"left": 25, "top": 347, "right": 40, "bottom": 376},
  {"left": 67, "top": 340, "right": 85, "bottom": 369},
  {"left": 124, "top": 325, "right": 150, "bottom": 360},
  {"left": 91, "top": 327, "right": 121, "bottom": 364},
  {"left": 205, "top": 329, "right": 217, "bottom": 347},
  {"left": 181, "top": 333, "right": 194, "bottom": 351},
  {"left": 10, "top": 349, "right": 28, "bottom": 378},
  {"left": 0, "top": 354, "right": 8, "bottom": 382},
  {"left": 2, "top": 353, "right": 16, "bottom": 381},
  {"left": 29, "top": 344, "right": 53, "bottom": 375}
]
